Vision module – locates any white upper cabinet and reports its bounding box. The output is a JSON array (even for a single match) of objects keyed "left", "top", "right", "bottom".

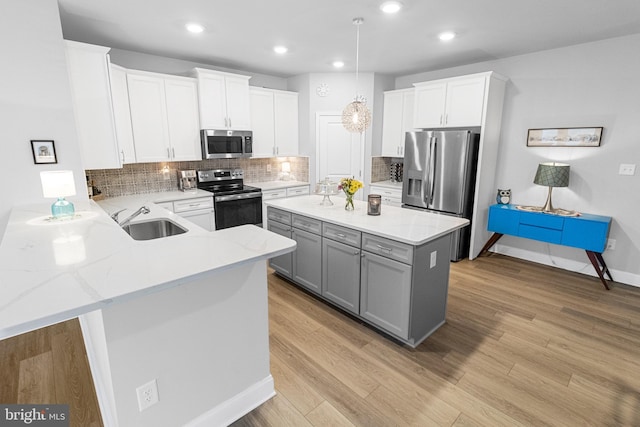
[
  {"left": 164, "top": 78, "right": 201, "bottom": 161},
  {"left": 250, "top": 88, "right": 299, "bottom": 157},
  {"left": 109, "top": 64, "right": 136, "bottom": 164},
  {"left": 250, "top": 88, "right": 275, "bottom": 156},
  {"left": 64, "top": 40, "right": 122, "bottom": 169},
  {"left": 127, "top": 70, "right": 200, "bottom": 163},
  {"left": 381, "top": 88, "right": 414, "bottom": 157},
  {"left": 413, "top": 75, "right": 486, "bottom": 128},
  {"left": 192, "top": 68, "right": 251, "bottom": 130}
]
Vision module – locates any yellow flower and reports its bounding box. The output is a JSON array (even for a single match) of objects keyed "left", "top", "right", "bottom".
[{"left": 339, "top": 177, "right": 363, "bottom": 196}]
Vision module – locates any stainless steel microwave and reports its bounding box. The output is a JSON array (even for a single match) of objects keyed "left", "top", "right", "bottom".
[{"left": 201, "top": 129, "right": 253, "bottom": 159}]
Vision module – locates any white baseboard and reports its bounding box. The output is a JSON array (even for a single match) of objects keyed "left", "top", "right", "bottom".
[
  {"left": 184, "top": 375, "right": 276, "bottom": 427},
  {"left": 492, "top": 244, "right": 640, "bottom": 288}
]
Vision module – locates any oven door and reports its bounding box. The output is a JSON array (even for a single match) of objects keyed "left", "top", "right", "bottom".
[{"left": 214, "top": 192, "right": 263, "bottom": 229}]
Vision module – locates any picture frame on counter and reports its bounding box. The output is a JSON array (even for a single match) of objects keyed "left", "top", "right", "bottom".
[
  {"left": 31, "top": 140, "right": 58, "bottom": 164},
  {"left": 526, "top": 127, "right": 603, "bottom": 147}
]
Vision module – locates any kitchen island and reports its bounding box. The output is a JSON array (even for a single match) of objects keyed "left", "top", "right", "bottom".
[
  {"left": 0, "top": 198, "right": 295, "bottom": 427},
  {"left": 265, "top": 195, "right": 469, "bottom": 347}
]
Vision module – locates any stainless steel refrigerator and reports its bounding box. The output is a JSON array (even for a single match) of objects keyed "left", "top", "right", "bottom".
[{"left": 402, "top": 130, "right": 480, "bottom": 261}]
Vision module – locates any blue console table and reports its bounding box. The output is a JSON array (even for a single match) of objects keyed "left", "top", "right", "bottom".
[{"left": 480, "top": 204, "right": 613, "bottom": 289}]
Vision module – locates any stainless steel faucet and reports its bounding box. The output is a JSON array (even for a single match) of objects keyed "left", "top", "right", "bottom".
[{"left": 111, "top": 206, "right": 150, "bottom": 226}]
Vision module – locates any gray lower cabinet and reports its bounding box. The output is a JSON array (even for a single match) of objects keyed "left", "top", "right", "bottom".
[
  {"left": 360, "top": 251, "right": 412, "bottom": 339},
  {"left": 267, "top": 220, "right": 292, "bottom": 277},
  {"left": 291, "top": 227, "right": 322, "bottom": 295},
  {"left": 322, "top": 238, "right": 360, "bottom": 314}
]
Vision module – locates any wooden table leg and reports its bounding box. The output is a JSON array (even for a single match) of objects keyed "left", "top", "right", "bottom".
[
  {"left": 479, "top": 233, "right": 504, "bottom": 256},
  {"left": 585, "top": 250, "right": 612, "bottom": 290}
]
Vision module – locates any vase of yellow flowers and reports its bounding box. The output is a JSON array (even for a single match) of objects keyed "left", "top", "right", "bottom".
[{"left": 339, "top": 177, "right": 363, "bottom": 211}]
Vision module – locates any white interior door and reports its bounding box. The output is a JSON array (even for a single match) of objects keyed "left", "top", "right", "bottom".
[{"left": 317, "top": 113, "right": 364, "bottom": 200}]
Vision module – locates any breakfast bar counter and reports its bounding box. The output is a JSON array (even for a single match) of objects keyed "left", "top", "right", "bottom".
[{"left": 0, "top": 199, "right": 296, "bottom": 427}]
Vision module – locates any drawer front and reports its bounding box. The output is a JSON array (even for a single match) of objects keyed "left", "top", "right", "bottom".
[
  {"left": 323, "top": 222, "right": 362, "bottom": 247},
  {"left": 487, "top": 205, "right": 519, "bottom": 235},
  {"left": 267, "top": 207, "right": 292, "bottom": 225},
  {"left": 518, "top": 224, "right": 562, "bottom": 245},
  {"left": 292, "top": 214, "right": 322, "bottom": 235},
  {"left": 263, "top": 189, "right": 287, "bottom": 200},
  {"left": 519, "top": 211, "right": 564, "bottom": 230},
  {"left": 173, "top": 197, "right": 214, "bottom": 213},
  {"left": 286, "top": 186, "right": 310, "bottom": 197},
  {"left": 562, "top": 217, "right": 609, "bottom": 252},
  {"left": 370, "top": 186, "right": 402, "bottom": 199},
  {"left": 362, "top": 233, "right": 413, "bottom": 265}
]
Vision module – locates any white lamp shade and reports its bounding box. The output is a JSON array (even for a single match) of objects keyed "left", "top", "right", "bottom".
[{"left": 40, "top": 170, "right": 76, "bottom": 198}]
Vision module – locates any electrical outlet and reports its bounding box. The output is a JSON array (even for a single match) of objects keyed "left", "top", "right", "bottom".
[
  {"left": 430, "top": 251, "right": 437, "bottom": 268},
  {"left": 136, "top": 379, "right": 159, "bottom": 412},
  {"left": 619, "top": 164, "right": 636, "bottom": 176},
  {"left": 266, "top": 164, "right": 272, "bottom": 172},
  {"left": 606, "top": 239, "right": 616, "bottom": 251}
]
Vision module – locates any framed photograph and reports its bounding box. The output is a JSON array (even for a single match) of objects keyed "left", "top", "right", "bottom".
[
  {"left": 31, "top": 140, "right": 58, "bottom": 164},
  {"left": 526, "top": 127, "right": 603, "bottom": 147}
]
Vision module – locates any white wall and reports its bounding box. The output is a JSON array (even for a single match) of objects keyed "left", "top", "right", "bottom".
[
  {"left": 288, "top": 72, "right": 378, "bottom": 187},
  {"left": 397, "top": 35, "right": 640, "bottom": 285},
  {"left": 0, "top": 0, "right": 87, "bottom": 236}
]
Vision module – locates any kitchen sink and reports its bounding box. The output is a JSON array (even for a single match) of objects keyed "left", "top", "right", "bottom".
[{"left": 122, "top": 219, "right": 187, "bottom": 241}]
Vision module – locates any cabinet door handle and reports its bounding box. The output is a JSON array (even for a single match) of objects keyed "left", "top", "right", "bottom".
[
  {"left": 229, "top": 117, "right": 232, "bottom": 128},
  {"left": 336, "top": 233, "right": 346, "bottom": 239},
  {"left": 444, "top": 113, "right": 448, "bottom": 125},
  {"left": 353, "top": 250, "right": 360, "bottom": 256},
  {"left": 439, "top": 114, "right": 443, "bottom": 125},
  {"left": 376, "top": 244, "right": 392, "bottom": 253},
  {"left": 172, "top": 148, "right": 175, "bottom": 158},
  {"left": 167, "top": 148, "right": 171, "bottom": 159},
  {"left": 120, "top": 150, "right": 125, "bottom": 163},
  {"left": 189, "top": 203, "right": 201, "bottom": 207}
]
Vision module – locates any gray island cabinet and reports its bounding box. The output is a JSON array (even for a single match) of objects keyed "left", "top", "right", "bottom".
[{"left": 265, "top": 195, "right": 468, "bottom": 348}]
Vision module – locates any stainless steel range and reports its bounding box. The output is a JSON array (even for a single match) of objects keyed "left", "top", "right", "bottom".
[{"left": 196, "top": 169, "right": 262, "bottom": 230}]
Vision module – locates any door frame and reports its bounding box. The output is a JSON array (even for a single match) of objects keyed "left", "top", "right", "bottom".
[{"left": 314, "top": 111, "right": 365, "bottom": 198}]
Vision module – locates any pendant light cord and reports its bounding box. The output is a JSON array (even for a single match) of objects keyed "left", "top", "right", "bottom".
[{"left": 353, "top": 18, "right": 363, "bottom": 100}]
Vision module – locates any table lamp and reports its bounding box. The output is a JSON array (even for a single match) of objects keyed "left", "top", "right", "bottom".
[
  {"left": 40, "top": 170, "right": 76, "bottom": 218},
  {"left": 533, "top": 162, "right": 569, "bottom": 213}
]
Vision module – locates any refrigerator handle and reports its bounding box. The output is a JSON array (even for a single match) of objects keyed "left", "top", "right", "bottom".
[{"left": 428, "top": 137, "right": 437, "bottom": 205}]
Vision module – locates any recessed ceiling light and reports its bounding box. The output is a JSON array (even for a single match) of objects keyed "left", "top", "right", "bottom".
[
  {"left": 273, "top": 46, "right": 288, "bottom": 54},
  {"left": 186, "top": 23, "right": 204, "bottom": 34},
  {"left": 380, "top": 1, "right": 403, "bottom": 14},
  {"left": 333, "top": 61, "right": 345, "bottom": 68},
  {"left": 438, "top": 31, "right": 456, "bottom": 41}
]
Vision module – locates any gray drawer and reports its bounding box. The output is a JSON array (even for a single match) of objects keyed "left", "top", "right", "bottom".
[
  {"left": 323, "top": 223, "right": 361, "bottom": 248},
  {"left": 362, "top": 233, "right": 414, "bottom": 265},
  {"left": 267, "top": 207, "right": 292, "bottom": 225},
  {"left": 292, "top": 214, "right": 322, "bottom": 235}
]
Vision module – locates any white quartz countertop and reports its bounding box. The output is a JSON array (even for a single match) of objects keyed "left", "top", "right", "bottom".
[
  {"left": 251, "top": 180, "right": 310, "bottom": 191},
  {"left": 0, "top": 197, "right": 295, "bottom": 339},
  {"left": 370, "top": 180, "right": 403, "bottom": 190},
  {"left": 265, "top": 195, "right": 469, "bottom": 246}
]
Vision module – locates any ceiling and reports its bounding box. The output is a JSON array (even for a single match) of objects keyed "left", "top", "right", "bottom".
[{"left": 57, "top": 0, "right": 640, "bottom": 78}]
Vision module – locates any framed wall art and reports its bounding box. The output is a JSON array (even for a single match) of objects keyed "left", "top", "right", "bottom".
[
  {"left": 31, "top": 140, "right": 58, "bottom": 164},
  {"left": 526, "top": 127, "right": 603, "bottom": 147}
]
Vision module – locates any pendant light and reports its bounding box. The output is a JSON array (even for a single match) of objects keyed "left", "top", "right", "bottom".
[{"left": 342, "top": 17, "right": 371, "bottom": 133}]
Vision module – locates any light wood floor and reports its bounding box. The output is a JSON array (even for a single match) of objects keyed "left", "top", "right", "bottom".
[
  {"left": 2, "top": 254, "right": 639, "bottom": 426},
  {"left": 0, "top": 318, "right": 102, "bottom": 426}
]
